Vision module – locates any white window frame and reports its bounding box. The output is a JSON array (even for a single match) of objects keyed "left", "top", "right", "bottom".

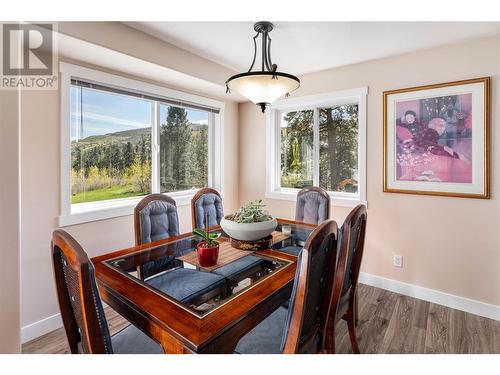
[
  {"left": 59, "top": 62, "right": 224, "bottom": 227},
  {"left": 265, "top": 87, "right": 368, "bottom": 208}
]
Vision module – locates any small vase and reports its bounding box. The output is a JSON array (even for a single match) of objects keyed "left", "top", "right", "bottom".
[{"left": 196, "top": 241, "right": 219, "bottom": 267}]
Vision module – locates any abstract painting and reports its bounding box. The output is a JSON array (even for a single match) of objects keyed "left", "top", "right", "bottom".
[{"left": 384, "top": 78, "right": 489, "bottom": 198}]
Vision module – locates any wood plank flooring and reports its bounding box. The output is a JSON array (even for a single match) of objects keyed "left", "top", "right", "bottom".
[{"left": 22, "top": 284, "right": 500, "bottom": 354}]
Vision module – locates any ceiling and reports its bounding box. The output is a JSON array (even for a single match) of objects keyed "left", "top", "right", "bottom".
[
  {"left": 126, "top": 22, "right": 500, "bottom": 75},
  {"left": 57, "top": 32, "right": 246, "bottom": 102}
]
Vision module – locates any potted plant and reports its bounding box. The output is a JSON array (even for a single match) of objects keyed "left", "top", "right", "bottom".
[
  {"left": 220, "top": 199, "right": 277, "bottom": 241},
  {"left": 193, "top": 214, "right": 221, "bottom": 267}
]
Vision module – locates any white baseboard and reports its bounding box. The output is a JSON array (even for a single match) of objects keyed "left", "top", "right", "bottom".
[
  {"left": 21, "top": 313, "right": 62, "bottom": 344},
  {"left": 21, "top": 301, "right": 112, "bottom": 344},
  {"left": 359, "top": 272, "right": 500, "bottom": 322}
]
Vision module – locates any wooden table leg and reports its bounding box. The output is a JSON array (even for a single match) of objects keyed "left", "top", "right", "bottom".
[{"left": 157, "top": 330, "right": 194, "bottom": 354}]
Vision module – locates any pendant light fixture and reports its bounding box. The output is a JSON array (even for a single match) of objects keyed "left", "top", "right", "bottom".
[{"left": 225, "top": 21, "right": 300, "bottom": 113}]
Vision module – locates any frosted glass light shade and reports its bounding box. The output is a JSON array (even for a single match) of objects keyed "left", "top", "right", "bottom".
[{"left": 227, "top": 72, "right": 300, "bottom": 106}]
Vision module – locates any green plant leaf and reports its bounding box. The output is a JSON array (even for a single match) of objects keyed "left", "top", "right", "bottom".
[
  {"left": 192, "top": 228, "right": 208, "bottom": 240},
  {"left": 208, "top": 233, "right": 221, "bottom": 240}
]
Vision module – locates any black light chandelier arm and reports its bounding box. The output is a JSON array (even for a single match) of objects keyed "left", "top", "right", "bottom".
[
  {"left": 261, "top": 31, "right": 274, "bottom": 72},
  {"left": 261, "top": 31, "right": 267, "bottom": 71},
  {"left": 247, "top": 32, "right": 260, "bottom": 72},
  {"left": 267, "top": 35, "right": 274, "bottom": 71},
  {"left": 246, "top": 23, "right": 275, "bottom": 73}
]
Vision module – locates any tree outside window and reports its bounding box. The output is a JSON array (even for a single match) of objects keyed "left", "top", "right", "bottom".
[
  {"left": 279, "top": 104, "right": 359, "bottom": 194},
  {"left": 159, "top": 105, "right": 208, "bottom": 193},
  {"left": 319, "top": 104, "right": 359, "bottom": 193}
]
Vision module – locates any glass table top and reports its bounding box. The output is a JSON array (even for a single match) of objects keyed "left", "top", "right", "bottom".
[{"left": 104, "top": 222, "right": 314, "bottom": 317}]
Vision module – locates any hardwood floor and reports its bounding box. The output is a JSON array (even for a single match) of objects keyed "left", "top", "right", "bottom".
[
  {"left": 335, "top": 284, "right": 500, "bottom": 354},
  {"left": 22, "top": 284, "right": 500, "bottom": 354},
  {"left": 22, "top": 306, "right": 130, "bottom": 354}
]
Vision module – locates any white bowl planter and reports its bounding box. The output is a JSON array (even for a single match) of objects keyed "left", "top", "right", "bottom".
[{"left": 220, "top": 216, "right": 278, "bottom": 241}]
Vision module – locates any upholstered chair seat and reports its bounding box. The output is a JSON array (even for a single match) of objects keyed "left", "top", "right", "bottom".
[
  {"left": 234, "top": 307, "right": 320, "bottom": 354},
  {"left": 278, "top": 221, "right": 318, "bottom": 256},
  {"left": 213, "top": 255, "right": 264, "bottom": 278},
  {"left": 146, "top": 268, "right": 225, "bottom": 303},
  {"left": 234, "top": 307, "right": 288, "bottom": 354},
  {"left": 277, "top": 246, "right": 302, "bottom": 256},
  {"left": 111, "top": 324, "right": 163, "bottom": 354},
  {"left": 191, "top": 188, "right": 224, "bottom": 230}
]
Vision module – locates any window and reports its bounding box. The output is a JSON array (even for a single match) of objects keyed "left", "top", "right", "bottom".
[
  {"left": 70, "top": 85, "right": 153, "bottom": 205},
  {"left": 60, "top": 63, "right": 224, "bottom": 226},
  {"left": 266, "top": 88, "right": 367, "bottom": 207}
]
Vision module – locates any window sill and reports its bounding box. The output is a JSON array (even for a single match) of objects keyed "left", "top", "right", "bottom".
[
  {"left": 265, "top": 189, "right": 366, "bottom": 208},
  {"left": 58, "top": 191, "right": 198, "bottom": 227}
]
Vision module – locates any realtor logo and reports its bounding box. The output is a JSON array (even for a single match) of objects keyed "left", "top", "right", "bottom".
[{"left": 1, "top": 22, "right": 57, "bottom": 90}]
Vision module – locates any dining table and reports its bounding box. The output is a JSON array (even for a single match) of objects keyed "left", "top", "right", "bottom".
[{"left": 91, "top": 218, "right": 317, "bottom": 354}]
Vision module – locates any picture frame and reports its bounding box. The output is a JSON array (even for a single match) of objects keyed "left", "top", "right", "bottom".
[{"left": 383, "top": 77, "right": 490, "bottom": 199}]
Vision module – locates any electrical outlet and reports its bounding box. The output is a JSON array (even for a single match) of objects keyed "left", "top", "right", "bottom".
[{"left": 393, "top": 255, "right": 403, "bottom": 268}]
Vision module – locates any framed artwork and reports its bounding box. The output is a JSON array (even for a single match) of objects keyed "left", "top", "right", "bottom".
[{"left": 383, "top": 77, "right": 490, "bottom": 198}]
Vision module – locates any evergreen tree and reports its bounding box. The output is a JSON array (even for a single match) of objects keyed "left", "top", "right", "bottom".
[
  {"left": 160, "top": 106, "right": 192, "bottom": 191},
  {"left": 138, "top": 136, "right": 147, "bottom": 164},
  {"left": 186, "top": 126, "right": 208, "bottom": 188},
  {"left": 108, "top": 144, "right": 120, "bottom": 173},
  {"left": 319, "top": 105, "right": 358, "bottom": 191},
  {"left": 72, "top": 144, "right": 82, "bottom": 171},
  {"left": 281, "top": 110, "right": 314, "bottom": 186},
  {"left": 122, "top": 141, "right": 134, "bottom": 170}
]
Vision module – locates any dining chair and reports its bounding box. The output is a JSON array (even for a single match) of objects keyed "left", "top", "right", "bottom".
[
  {"left": 134, "top": 193, "right": 179, "bottom": 246},
  {"left": 234, "top": 219, "right": 338, "bottom": 354},
  {"left": 324, "top": 204, "right": 367, "bottom": 354},
  {"left": 295, "top": 186, "right": 330, "bottom": 224},
  {"left": 51, "top": 229, "right": 163, "bottom": 354},
  {"left": 279, "top": 186, "right": 331, "bottom": 256},
  {"left": 191, "top": 187, "right": 224, "bottom": 230},
  {"left": 134, "top": 193, "right": 181, "bottom": 279},
  {"left": 134, "top": 194, "right": 226, "bottom": 304}
]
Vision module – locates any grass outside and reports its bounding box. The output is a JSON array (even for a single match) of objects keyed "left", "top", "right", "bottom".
[{"left": 71, "top": 184, "right": 144, "bottom": 204}]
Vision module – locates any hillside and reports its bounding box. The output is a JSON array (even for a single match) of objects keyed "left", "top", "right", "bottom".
[
  {"left": 72, "top": 127, "right": 151, "bottom": 147},
  {"left": 72, "top": 123, "right": 207, "bottom": 147}
]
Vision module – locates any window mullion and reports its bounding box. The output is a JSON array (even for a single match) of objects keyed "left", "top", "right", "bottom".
[
  {"left": 152, "top": 101, "right": 160, "bottom": 194},
  {"left": 275, "top": 111, "right": 281, "bottom": 191},
  {"left": 313, "top": 108, "right": 320, "bottom": 186},
  {"left": 208, "top": 112, "right": 214, "bottom": 188}
]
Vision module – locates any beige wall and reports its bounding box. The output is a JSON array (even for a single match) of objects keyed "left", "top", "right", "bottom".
[
  {"left": 0, "top": 90, "right": 21, "bottom": 352},
  {"left": 19, "top": 26, "right": 239, "bottom": 333},
  {"left": 239, "top": 35, "right": 500, "bottom": 306}
]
